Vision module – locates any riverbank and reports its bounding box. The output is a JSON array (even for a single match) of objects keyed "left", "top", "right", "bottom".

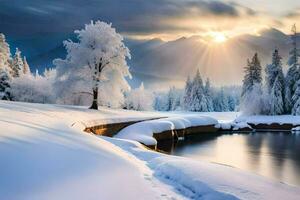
[
  {"left": 1, "top": 100, "right": 300, "bottom": 200},
  {"left": 84, "top": 111, "right": 300, "bottom": 150}
]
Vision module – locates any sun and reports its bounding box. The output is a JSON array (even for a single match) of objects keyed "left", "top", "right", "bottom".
[{"left": 210, "top": 32, "right": 227, "bottom": 43}]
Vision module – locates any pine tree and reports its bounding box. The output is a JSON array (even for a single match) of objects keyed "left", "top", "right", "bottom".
[
  {"left": 0, "top": 33, "right": 12, "bottom": 71},
  {"left": 0, "top": 67, "right": 11, "bottom": 100},
  {"left": 270, "top": 77, "right": 284, "bottom": 115},
  {"left": 23, "top": 56, "right": 30, "bottom": 75},
  {"left": 266, "top": 49, "right": 284, "bottom": 93},
  {"left": 11, "top": 48, "right": 24, "bottom": 77},
  {"left": 213, "top": 88, "right": 229, "bottom": 112},
  {"left": 190, "top": 69, "right": 205, "bottom": 111},
  {"left": 285, "top": 24, "right": 300, "bottom": 113},
  {"left": 241, "top": 53, "right": 264, "bottom": 115},
  {"left": 166, "top": 86, "right": 181, "bottom": 111},
  {"left": 227, "top": 95, "right": 236, "bottom": 111},
  {"left": 241, "top": 53, "right": 263, "bottom": 98},
  {"left": 183, "top": 76, "right": 192, "bottom": 110},
  {"left": 292, "top": 80, "right": 300, "bottom": 115},
  {"left": 266, "top": 49, "right": 285, "bottom": 115},
  {"left": 204, "top": 78, "right": 214, "bottom": 111}
]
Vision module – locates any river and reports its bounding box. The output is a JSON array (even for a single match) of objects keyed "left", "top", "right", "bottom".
[{"left": 157, "top": 132, "right": 300, "bottom": 187}]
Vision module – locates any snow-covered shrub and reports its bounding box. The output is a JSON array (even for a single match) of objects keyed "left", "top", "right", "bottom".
[
  {"left": 124, "top": 83, "right": 153, "bottom": 111},
  {"left": 11, "top": 72, "right": 55, "bottom": 104},
  {"left": 240, "top": 83, "right": 266, "bottom": 115}
]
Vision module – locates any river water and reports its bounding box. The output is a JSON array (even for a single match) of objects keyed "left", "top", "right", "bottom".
[{"left": 157, "top": 132, "right": 300, "bottom": 187}]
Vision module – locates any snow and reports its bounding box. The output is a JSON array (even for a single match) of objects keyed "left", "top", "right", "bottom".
[
  {"left": 0, "top": 100, "right": 299, "bottom": 200},
  {"left": 232, "top": 122, "right": 252, "bottom": 131},
  {"left": 236, "top": 115, "right": 300, "bottom": 125},
  {"left": 115, "top": 116, "right": 218, "bottom": 145},
  {"left": 292, "top": 126, "right": 300, "bottom": 132},
  {"left": 0, "top": 101, "right": 182, "bottom": 200}
]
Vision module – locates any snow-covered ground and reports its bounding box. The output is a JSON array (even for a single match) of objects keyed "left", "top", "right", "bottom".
[{"left": 0, "top": 100, "right": 300, "bottom": 200}]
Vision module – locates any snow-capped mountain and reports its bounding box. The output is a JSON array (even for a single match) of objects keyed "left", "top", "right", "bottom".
[{"left": 9, "top": 28, "right": 299, "bottom": 89}]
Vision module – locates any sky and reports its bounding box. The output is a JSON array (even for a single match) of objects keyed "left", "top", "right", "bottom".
[
  {"left": 0, "top": 0, "right": 300, "bottom": 88},
  {"left": 1, "top": 0, "right": 299, "bottom": 40}
]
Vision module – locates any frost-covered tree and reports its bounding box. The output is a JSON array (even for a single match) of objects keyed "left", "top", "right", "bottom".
[
  {"left": 0, "top": 33, "right": 12, "bottom": 70},
  {"left": 213, "top": 88, "right": 229, "bottom": 112},
  {"left": 227, "top": 95, "right": 236, "bottom": 111},
  {"left": 270, "top": 77, "right": 284, "bottom": 115},
  {"left": 241, "top": 53, "right": 263, "bottom": 98},
  {"left": 204, "top": 78, "right": 214, "bottom": 112},
  {"left": 153, "top": 92, "right": 167, "bottom": 111},
  {"left": 265, "top": 49, "right": 285, "bottom": 115},
  {"left": 23, "top": 56, "right": 30, "bottom": 75},
  {"left": 183, "top": 76, "right": 192, "bottom": 110},
  {"left": 292, "top": 80, "right": 300, "bottom": 115},
  {"left": 0, "top": 67, "right": 11, "bottom": 100},
  {"left": 11, "top": 48, "right": 24, "bottom": 78},
  {"left": 288, "top": 24, "right": 300, "bottom": 68},
  {"left": 265, "top": 49, "right": 284, "bottom": 93},
  {"left": 190, "top": 70, "right": 205, "bottom": 111},
  {"left": 285, "top": 24, "right": 300, "bottom": 113},
  {"left": 241, "top": 53, "right": 264, "bottom": 115},
  {"left": 0, "top": 33, "right": 12, "bottom": 100},
  {"left": 152, "top": 88, "right": 183, "bottom": 111},
  {"left": 54, "top": 21, "right": 131, "bottom": 109},
  {"left": 124, "top": 83, "right": 153, "bottom": 111},
  {"left": 166, "top": 86, "right": 182, "bottom": 111}
]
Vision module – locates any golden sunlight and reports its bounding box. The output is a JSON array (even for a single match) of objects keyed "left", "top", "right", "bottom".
[{"left": 211, "top": 32, "right": 227, "bottom": 43}]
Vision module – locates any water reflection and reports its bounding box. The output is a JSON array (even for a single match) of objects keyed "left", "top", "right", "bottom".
[{"left": 157, "top": 132, "right": 300, "bottom": 186}]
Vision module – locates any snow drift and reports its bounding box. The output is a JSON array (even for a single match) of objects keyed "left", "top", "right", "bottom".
[{"left": 115, "top": 116, "right": 218, "bottom": 145}]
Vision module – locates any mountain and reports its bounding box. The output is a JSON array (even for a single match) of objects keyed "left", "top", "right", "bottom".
[
  {"left": 128, "top": 28, "right": 298, "bottom": 89},
  {"left": 9, "top": 28, "right": 299, "bottom": 90}
]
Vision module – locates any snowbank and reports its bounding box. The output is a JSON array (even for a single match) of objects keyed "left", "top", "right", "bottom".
[
  {"left": 236, "top": 115, "right": 300, "bottom": 126},
  {"left": 292, "top": 126, "right": 300, "bottom": 132},
  {"left": 232, "top": 121, "right": 252, "bottom": 131},
  {"left": 115, "top": 116, "right": 218, "bottom": 145},
  {"left": 0, "top": 101, "right": 181, "bottom": 200}
]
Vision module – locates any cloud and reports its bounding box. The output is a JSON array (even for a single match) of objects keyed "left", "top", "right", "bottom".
[
  {"left": 284, "top": 8, "right": 300, "bottom": 18},
  {"left": 0, "top": 0, "right": 254, "bottom": 38},
  {"left": 192, "top": 1, "right": 239, "bottom": 16}
]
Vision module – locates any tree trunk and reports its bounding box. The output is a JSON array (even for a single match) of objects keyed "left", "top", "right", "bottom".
[{"left": 89, "top": 87, "right": 98, "bottom": 110}]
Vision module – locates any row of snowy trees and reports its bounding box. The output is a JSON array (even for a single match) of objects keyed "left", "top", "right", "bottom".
[
  {"left": 182, "top": 70, "right": 213, "bottom": 112},
  {"left": 241, "top": 25, "right": 300, "bottom": 115},
  {"left": 153, "top": 78, "right": 239, "bottom": 112},
  {"left": 0, "top": 33, "right": 31, "bottom": 100}
]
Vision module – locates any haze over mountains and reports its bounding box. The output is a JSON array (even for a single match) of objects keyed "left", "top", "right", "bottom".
[{"left": 6, "top": 28, "right": 299, "bottom": 90}]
